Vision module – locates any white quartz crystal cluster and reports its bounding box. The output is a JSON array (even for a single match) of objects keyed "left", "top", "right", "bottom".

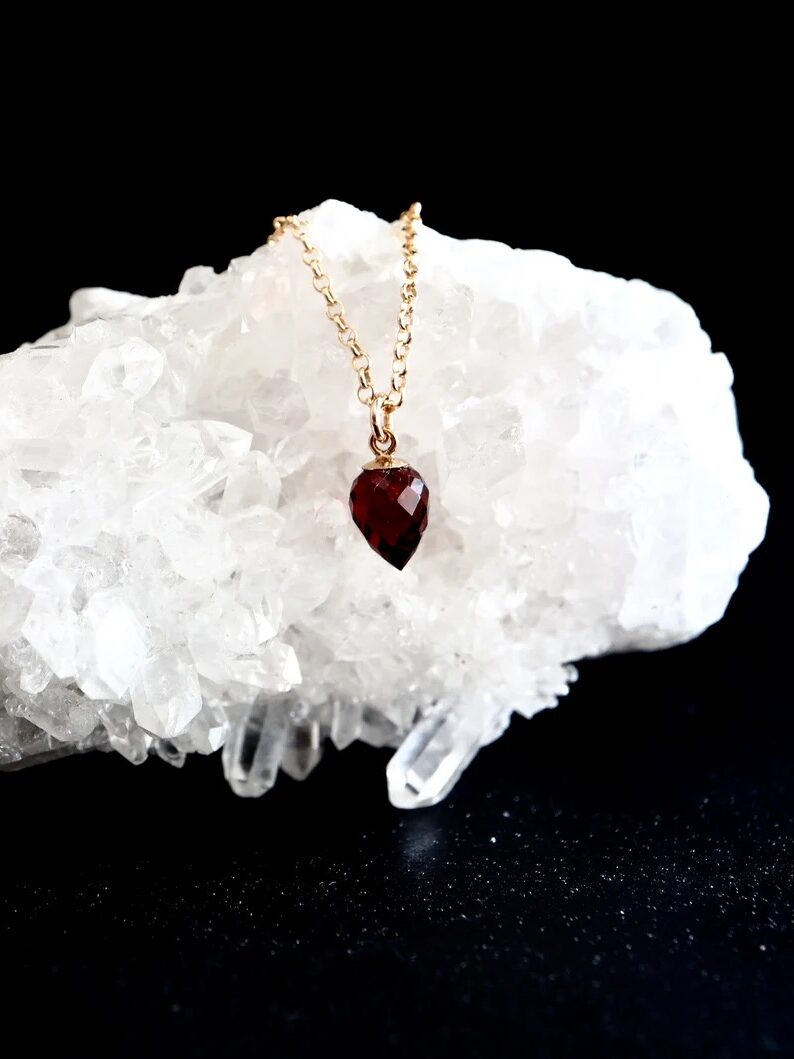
[{"left": 0, "top": 201, "right": 768, "bottom": 806}]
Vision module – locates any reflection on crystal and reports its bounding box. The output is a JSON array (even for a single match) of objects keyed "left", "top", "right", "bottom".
[
  {"left": 21, "top": 595, "right": 79, "bottom": 680},
  {"left": 0, "top": 200, "right": 769, "bottom": 804},
  {"left": 55, "top": 545, "right": 119, "bottom": 610},
  {"left": 80, "top": 591, "right": 148, "bottom": 698},
  {"left": 99, "top": 702, "right": 149, "bottom": 765},
  {"left": 5, "top": 686, "right": 97, "bottom": 743},
  {"left": 0, "top": 515, "right": 41, "bottom": 569},
  {"left": 281, "top": 702, "right": 323, "bottom": 781},
  {"left": 387, "top": 706, "right": 482, "bottom": 809},
  {"left": 0, "top": 577, "right": 32, "bottom": 647},
  {"left": 330, "top": 698, "right": 363, "bottom": 750},
  {"left": 222, "top": 694, "right": 290, "bottom": 797},
  {"left": 82, "top": 337, "right": 164, "bottom": 400},
  {"left": 0, "top": 712, "right": 105, "bottom": 769},
  {"left": 0, "top": 639, "right": 51, "bottom": 694},
  {"left": 154, "top": 738, "right": 187, "bottom": 769},
  {"left": 174, "top": 703, "right": 228, "bottom": 755},
  {"left": 221, "top": 451, "right": 281, "bottom": 514},
  {"left": 360, "top": 706, "right": 400, "bottom": 748},
  {"left": 131, "top": 647, "right": 202, "bottom": 739}
]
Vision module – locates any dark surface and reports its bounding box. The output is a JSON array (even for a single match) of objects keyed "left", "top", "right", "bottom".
[
  {"left": 2, "top": 598, "right": 791, "bottom": 1059},
  {"left": 1, "top": 67, "right": 791, "bottom": 1057}
]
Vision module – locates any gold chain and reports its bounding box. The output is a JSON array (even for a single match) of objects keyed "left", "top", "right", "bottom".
[{"left": 268, "top": 203, "right": 422, "bottom": 456}]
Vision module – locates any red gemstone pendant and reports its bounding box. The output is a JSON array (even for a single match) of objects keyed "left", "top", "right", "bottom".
[{"left": 349, "top": 462, "right": 430, "bottom": 570}]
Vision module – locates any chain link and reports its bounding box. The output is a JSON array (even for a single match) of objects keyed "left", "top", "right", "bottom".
[{"left": 268, "top": 203, "right": 422, "bottom": 455}]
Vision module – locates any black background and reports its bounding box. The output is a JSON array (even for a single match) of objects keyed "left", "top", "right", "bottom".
[{"left": 1, "top": 50, "right": 790, "bottom": 1059}]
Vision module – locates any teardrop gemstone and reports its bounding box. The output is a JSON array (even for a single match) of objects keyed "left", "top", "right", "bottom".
[{"left": 349, "top": 464, "right": 430, "bottom": 570}]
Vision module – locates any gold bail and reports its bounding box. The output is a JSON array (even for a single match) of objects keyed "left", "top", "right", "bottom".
[{"left": 369, "top": 394, "right": 398, "bottom": 457}]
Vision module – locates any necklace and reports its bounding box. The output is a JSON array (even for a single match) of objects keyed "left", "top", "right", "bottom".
[{"left": 268, "top": 204, "right": 430, "bottom": 570}]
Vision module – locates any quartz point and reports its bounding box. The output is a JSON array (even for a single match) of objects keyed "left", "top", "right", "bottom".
[
  {"left": 131, "top": 648, "right": 202, "bottom": 740},
  {"left": 0, "top": 201, "right": 769, "bottom": 806},
  {"left": 280, "top": 716, "right": 323, "bottom": 781},
  {"left": 387, "top": 701, "right": 505, "bottom": 809},
  {"left": 99, "top": 702, "right": 149, "bottom": 765},
  {"left": 222, "top": 694, "right": 290, "bottom": 797}
]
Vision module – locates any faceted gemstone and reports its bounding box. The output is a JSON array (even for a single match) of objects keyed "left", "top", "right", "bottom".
[{"left": 349, "top": 464, "right": 429, "bottom": 570}]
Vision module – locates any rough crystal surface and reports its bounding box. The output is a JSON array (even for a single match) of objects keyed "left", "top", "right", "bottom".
[{"left": 0, "top": 201, "right": 769, "bottom": 804}]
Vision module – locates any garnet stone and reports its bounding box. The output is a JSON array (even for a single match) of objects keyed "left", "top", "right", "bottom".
[{"left": 349, "top": 464, "right": 430, "bottom": 570}]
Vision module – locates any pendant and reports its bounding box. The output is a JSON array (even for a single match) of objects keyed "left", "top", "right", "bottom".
[{"left": 349, "top": 455, "right": 430, "bottom": 570}]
